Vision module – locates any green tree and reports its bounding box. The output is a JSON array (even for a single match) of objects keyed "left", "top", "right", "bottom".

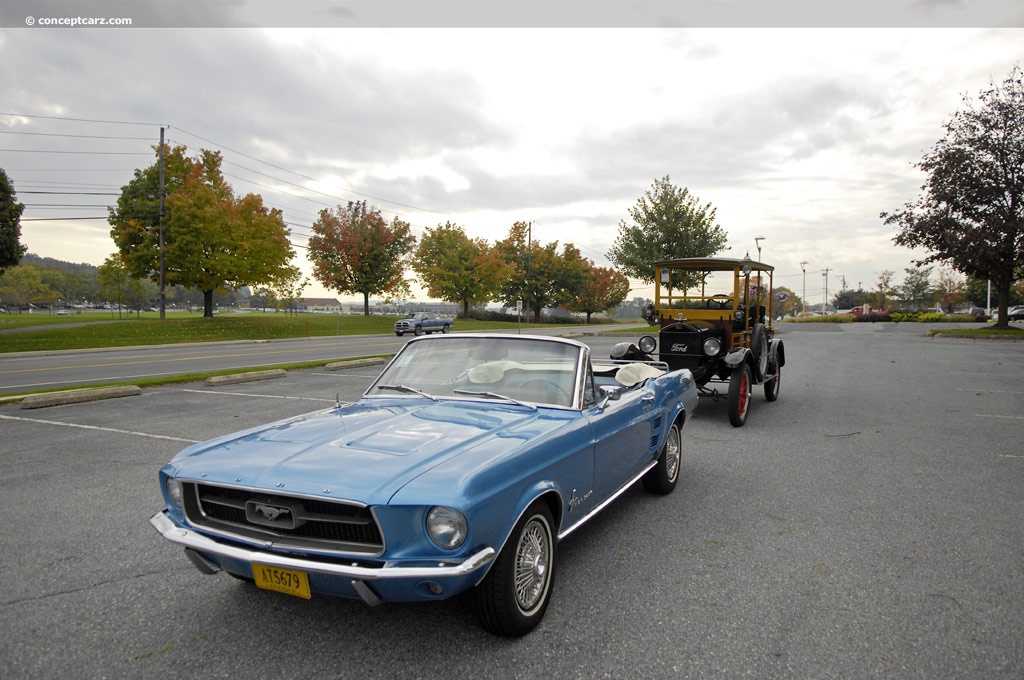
[
  {"left": 566, "top": 263, "right": 631, "bottom": 323},
  {"left": 307, "top": 201, "right": 415, "bottom": 316},
  {"left": 0, "top": 264, "right": 54, "bottom": 311},
  {"left": 269, "top": 264, "right": 308, "bottom": 315},
  {"left": 831, "top": 288, "right": 865, "bottom": 311},
  {"left": 0, "top": 168, "right": 27, "bottom": 275},
  {"left": 495, "top": 222, "right": 590, "bottom": 322},
  {"left": 412, "top": 222, "right": 510, "bottom": 317},
  {"left": 110, "top": 147, "right": 295, "bottom": 317},
  {"left": 608, "top": 176, "right": 728, "bottom": 283},
  {"left": 98, "top": 253, "right": 137, "bottom": 319},
  {"left": 897, "top": 266, "right": 934, "bottom": 309},
  {"left": 884, "top": 65, "right": 1024, "bottom": 328}
]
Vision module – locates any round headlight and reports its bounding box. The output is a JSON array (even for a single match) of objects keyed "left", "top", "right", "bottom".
[
  {"left": 165, "top": 478, "right": 183, "bottom": 509},
  {"left": 426, "top": 506, "right": 467, "bottom": 550},
  {"left": 703, "top": 337, "right": 722, "bottom": 356},
  {"left": 734, "top": 309, "right": 745, "bottom": 322},
  {"left": 638, "top": 334, "right": 657, "bottom": 354}
]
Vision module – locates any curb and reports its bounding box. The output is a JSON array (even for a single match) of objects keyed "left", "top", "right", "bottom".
[
  {"left": 206, "top": 369, "right": 287, "bottom": 386},
  {"left": 20, "top": 385, "right": 143, "bottom": 409},
  {"left": 324, "top": 357, "right": 389, "bottom": 371}
]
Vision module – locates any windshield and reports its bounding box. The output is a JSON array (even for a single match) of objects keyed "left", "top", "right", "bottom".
[{"left": 367, "top": 336, "right": 581, "bottom": 408}]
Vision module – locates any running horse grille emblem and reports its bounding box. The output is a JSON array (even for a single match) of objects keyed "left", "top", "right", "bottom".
[{"left": 245, "top": 499, "right": 302, "bottom": 529}]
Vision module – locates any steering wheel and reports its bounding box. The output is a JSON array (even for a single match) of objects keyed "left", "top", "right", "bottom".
[
  {"left": 518, "top": 379, "right": 572, "bottom": 404},
  {"left": 706, "top": 294, "right": 733, "bottom": 310}
]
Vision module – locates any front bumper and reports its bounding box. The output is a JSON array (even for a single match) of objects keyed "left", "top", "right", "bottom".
[{"left": 150, "top": 511, "right": 495, "bottom": 604}]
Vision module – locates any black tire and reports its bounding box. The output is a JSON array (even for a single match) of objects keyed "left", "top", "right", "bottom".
[
  {"left": 728, "top": 363, "right": 751, "bottom": 427},
  {"left": 442, "top": 324, "right": 451, "bottom": 333},
  {"left": 642, "top": 420, "right": 681, "bottom": 495},
  {"left": 750, "top": 324, "right": 768, "bottom": 381},
  {"left": 395, "top": 331, "right": 404, "bottom": 337},
  {"left": 764, "top": 353, "right": 781, "bottom": 402},
  {"left": 475, "top": 502, "right": 556, "bottom": 637},
  {"left": 414, "top": 325, "right": 424, "bottom": 336}
]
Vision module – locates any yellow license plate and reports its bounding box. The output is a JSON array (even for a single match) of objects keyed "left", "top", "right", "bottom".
[{"left": 252, "top": 563, "right": 311, "bottom": 599}]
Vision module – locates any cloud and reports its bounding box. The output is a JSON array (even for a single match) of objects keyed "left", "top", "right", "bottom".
[{"left": 2, "top": 26, "right": 1022, "bottom": 304}]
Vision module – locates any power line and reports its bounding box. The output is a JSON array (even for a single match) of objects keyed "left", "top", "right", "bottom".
[
  {"left": 0, "top": 130, "right": 153, "bottom": 141},
  {"left": 1, "top": 148, "right": 151, "bottom": 156},
  {"left": 20, "top": 190, "right": 120, "bottom": 196},
  {"left": 0, "top": 112, "right": 163, "bottom": 127},
  {"left": 171, "top": 126, "right": 447, "bottom": 215}
]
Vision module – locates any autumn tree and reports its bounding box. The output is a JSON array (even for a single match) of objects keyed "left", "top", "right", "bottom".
[
  {"left": 608, "top": 176, "right": 728, "bottom": 284},
  {"left": 495, "top": 222, "right": 590, "bottom": 322},
  {"left": 770, "top": 285, "right": 799, "bottom": 318},
  {"left": 412, "top": 222, "right": 510, "bottom": 317},
  {"left": 566, "top": 263, "right": 631, "bottom": 323},
  {"left": 110, "top": 147, "right": 295, "bottom": 317},
  {"left": 307, "top": 201, "right": 415, "bottom": 316},
  {"left": 0, "top": 168, "right": 27, "bottom": 276},
  {"left": 884, "top": 65, "right": 1024, "bottom": 328},
  {"left": 874, "top": 270, "right": 896, "bottom": 310},
  {"left": 935, "top": 268, "right": 967, "bottom": 312}
]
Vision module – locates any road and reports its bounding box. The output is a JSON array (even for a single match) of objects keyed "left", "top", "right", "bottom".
[
  {"left": 1, "top": 325, "right": 1022, "bottom": 679},
  {"left": 0, "top": 326, "right": 624, "bottom": 395}
]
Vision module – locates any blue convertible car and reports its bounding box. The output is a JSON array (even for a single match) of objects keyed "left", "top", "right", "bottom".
[{"left": 151, "top": 334, "right": 698, "bottom": 636}]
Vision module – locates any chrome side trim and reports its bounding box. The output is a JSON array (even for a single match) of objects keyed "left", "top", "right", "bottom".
[
  {"left": 151, "top": 511, "right": 495, "bottom": 581},
  {"left": 557, "top": 461, "right": 658, "bottom": 541}
]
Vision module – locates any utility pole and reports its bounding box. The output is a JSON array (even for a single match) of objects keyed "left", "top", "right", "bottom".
[{"left": 158, "top": 127, "right": 166, "bottom": 320}]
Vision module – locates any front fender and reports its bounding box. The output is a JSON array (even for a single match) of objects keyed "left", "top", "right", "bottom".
[
  {"left": 469, "top": 483, "right": 563, "bottom": 584},
  {"left": 723, "top": 347, "right": 749, "bottom": 368}
]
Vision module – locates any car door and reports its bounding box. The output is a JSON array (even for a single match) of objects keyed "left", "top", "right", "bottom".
[{"left": 584, "top": 378, "right": 659, "bottom": 503}]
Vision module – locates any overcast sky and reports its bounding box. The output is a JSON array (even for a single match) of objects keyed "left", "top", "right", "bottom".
[{"left": 2, "top": 4, "right": 1022, "bottom": 305}]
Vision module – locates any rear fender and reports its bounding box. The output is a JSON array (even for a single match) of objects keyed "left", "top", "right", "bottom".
[{"left": 769, "top": 339, "right": 786, "bottom": 368}]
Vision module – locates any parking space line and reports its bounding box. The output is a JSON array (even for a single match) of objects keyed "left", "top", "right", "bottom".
[
  {"left": 0, "top": 414, "right": 200, "bottom": 443},
  {"left": 975, "top": 413, "right": 1024, "bottom": 420},
  {"left": 173, "top": 388, "right": 338, "bottom": 403},
  {"left": 957, "top": 388, "right": 1024, "bottom": 395}
]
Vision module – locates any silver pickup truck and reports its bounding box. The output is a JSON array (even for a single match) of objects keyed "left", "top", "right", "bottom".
[{"left": 394, "top": 312, "right": 454, "bottom": 336}]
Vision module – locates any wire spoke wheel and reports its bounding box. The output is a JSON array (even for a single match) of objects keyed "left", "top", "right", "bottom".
[
  {"left": 475, "top": 503, "right": 556, "bottom": 637},
  {"left": 642, "top": 421, "right": 681, "bottom": 494},
  {"left": 514, "top": 519, "right": 551, "bottom": 613}
]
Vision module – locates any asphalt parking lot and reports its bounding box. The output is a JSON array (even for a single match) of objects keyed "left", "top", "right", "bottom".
[{"left": 1, "top": 324, "right": 1022, "bottom": 679}]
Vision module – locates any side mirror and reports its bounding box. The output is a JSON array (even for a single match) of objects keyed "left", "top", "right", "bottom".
[{"left": 598, "top": 385, "right": 623, "bottom": 408}]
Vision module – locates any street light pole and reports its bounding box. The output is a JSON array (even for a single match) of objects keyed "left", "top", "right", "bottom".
[
  {"left": 800, "top": 261, "right": 807, "bottom": 316},
  {"left": 753, "top": 236, "right": 765, "bottom": 307},
  {"left": 822, "top": 268, "right": 831, "bottom": 314}
]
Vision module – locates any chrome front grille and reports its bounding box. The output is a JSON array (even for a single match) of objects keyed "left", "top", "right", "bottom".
[{"left": 181, "top": 482, "right": 384, "bottom": 556}]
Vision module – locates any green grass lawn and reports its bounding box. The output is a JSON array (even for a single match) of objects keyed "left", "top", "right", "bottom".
[{"left": 0, "top": 310, "right": 629, "bottom": 354}]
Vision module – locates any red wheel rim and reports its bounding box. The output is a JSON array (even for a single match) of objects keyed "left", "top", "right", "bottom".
[{"left": 738, "top": 371, "right": 749, "bottom": 417}]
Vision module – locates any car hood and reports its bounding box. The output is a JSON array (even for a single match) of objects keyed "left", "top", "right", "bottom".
[{"left": 166, "top": 398, "right": 565, "bottom": 505}]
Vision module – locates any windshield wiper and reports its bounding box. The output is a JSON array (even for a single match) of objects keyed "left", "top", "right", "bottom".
[
  {"left": 376, "top": 384, "right": 438, "bottom": 401},
  {"left": 453, "top": 389, "right": 537, "bottom": 411}
]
